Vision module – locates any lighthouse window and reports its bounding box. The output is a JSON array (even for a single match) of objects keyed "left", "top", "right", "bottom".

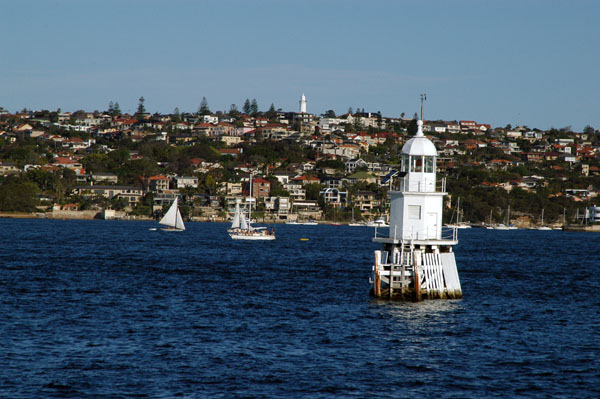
[
  {"left": 424, "top": 156, "right": 435, "bottom": 173},
  {"left": 411, "top": 156, "right": 423, "bottom": 172},
  {"left": 408, "top": 205, "right": 421, "bottom": 220},
  {"left": 401, "top": 154, "right": 409, "bottom": 172}
]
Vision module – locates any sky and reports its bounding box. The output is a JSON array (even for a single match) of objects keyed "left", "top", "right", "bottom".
[{"left": 1, "top": 0, "right": 598, "bottom": 131}]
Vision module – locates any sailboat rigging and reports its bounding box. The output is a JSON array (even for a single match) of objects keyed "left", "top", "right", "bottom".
[{"left": 446, "top": 197, "right": 471, "bottom": 229}]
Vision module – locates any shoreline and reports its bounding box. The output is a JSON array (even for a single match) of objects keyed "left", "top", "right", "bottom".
[
  {"left": 0, "top": 211, "right": 357, "bottom": 225},
  {"left": 2, "top": 212, "right": 599, "bottom": 231}
]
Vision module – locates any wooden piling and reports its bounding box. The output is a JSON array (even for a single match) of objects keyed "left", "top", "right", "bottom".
[
  {"left": 389, "top": 264, "right": 393, "bottom": 299},
  {"left": 374, "top": 251, "right": 381, "bottom": 297},
  {"left": 413, "top": 252, "right": 422, "bottom": 302}
]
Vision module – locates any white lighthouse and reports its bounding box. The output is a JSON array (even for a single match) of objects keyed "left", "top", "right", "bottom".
[
  {"left": 299, "top": 93, "right": 307, "bottom": 113},
  {"left": 371, "top": 120, "right": 462, "bottom": 300}
]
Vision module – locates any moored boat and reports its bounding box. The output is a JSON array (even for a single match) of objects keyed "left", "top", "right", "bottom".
[{"left": 228, "top": 198, "right": 275, "bottom": 241}]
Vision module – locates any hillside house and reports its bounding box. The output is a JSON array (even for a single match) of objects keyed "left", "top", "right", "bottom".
[
  {"left": 292, "top": 175, "right": 321, "bottom": 186},
  {"left": 250, "top": 177, "right": 271, "bottom": 198},
  {"left": 147, "top": 175, "right": 170, "bottom": 192},
  {"left": 73, "top": 185, "right": 143, "bottom": 206},
  {"left": 174, "top": 176, "right": 199, "bottom": 189},
  {"left": 352, "top": 191, "right": 379, "bottom": 211},
  {"left": 320, "top": 188, "right": 347, "bottom": 207},
  {"left": 283, "top": 183, "right": 306, "bottom": 201}
]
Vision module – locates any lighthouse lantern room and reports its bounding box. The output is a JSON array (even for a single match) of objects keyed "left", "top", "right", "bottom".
[{"left": 371, "top": 120, "right": 462, "bottom": 300}]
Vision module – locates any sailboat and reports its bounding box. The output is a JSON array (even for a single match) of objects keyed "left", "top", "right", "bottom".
[
  {"left": 349, "top": 208, "right": 366, "bottom": 226},
  {"left": 330, "top": 207, "right": 341, "bottom": 226},
  {"left": 494, "top": 205, "right": 516, "bottom": 230},
  {"left": 445, "top": 197, "right": 471, "bottom": 229},
  {"left": 537, "top": 209, "right": 552, "bottom": 230},
  {"left": 159, "top": 197, "right": 186, "bottom": 232},
  {"left": 228, "top": 174, "right": 275, "bottom": 240},
  {"left": 228, "top": 201, "right": 275, "bottom": 240},
  {"left": 486, "top": 209, "right": 495, "bottom": 229}
]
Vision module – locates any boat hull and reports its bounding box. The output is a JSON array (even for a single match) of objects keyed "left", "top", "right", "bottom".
[{"left": 229, "top": 233, "right": 276, "bottom": 240}]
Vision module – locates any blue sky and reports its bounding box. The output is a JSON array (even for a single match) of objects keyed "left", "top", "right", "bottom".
[{"left": 1, "top": 0, "right": 598, "bottom": 131}]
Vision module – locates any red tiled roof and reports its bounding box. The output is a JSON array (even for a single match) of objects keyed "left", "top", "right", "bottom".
[{"left": 148, "top": 175, "right": 169, "bottom": 181}]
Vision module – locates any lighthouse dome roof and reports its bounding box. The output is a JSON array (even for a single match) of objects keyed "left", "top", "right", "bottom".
[{"left": 402, "top": 120, "right": 438, "bottom": 156}]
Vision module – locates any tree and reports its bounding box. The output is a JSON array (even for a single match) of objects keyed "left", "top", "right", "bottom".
[
  {"left": 204, "top": 174, "right": 217, "bottom": 195},
  {"left": 250, "top": 99, "right": 259, "bottom": 116},
  {"left": 108, "top": 148, "right": 130, "bottom": 165},
  {"left": 243, "top": 98, "right": 251, "bottom": 114},
  {"left": 348, "top": 107, "right": 353, "bottom": 115},
  {"left": 172, "top": 107, "right": 181, "bottom": 122},
  {"left": 136, "top": 96, "right": 146, "bottom": 116},
  {"left": 265, "top": 103, "right": 277, "bottom": 120},
  {"left": 229, "top": 104, "right": 239, "bottom": 117},
  {"left": 407, "top": 118, "right": 418, "bottom": 135},
  {"left": 198, "top": 97, "right": 210, "bottom": 115},
  {"left": 305, "top": 183, "right": 323, "bottom": 201},
  {"left": 322, "top": 109, "right": 336, "bottom": 118},
  {"left": 0, "top": 176, "right": 41, "bottom": 212}
]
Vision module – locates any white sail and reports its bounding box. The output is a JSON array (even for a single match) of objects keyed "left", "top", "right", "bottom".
[
  {"left": 175, "top": 207, "right": 185, "bottom": 230},
  {"left": 239, "top": 212, "right": 248, "bottom": 230},
  {"left": 159, "top": 197, "right": 185, "bottom": 230},
  {"left": 231, "top": 202, "right": 241, "bottom": 229}
]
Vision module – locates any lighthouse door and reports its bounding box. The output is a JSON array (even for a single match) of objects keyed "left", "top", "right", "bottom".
[{"left": 426, "top": 212, "right": 438, "bottom": 239}]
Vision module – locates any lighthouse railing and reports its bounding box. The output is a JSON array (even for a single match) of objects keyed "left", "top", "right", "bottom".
[
  {"left": 441, "top": 226, "right": 458, "bottom": 241},
  {"left": 374, "top": 226, "right": 457, "bottom": 241},
  {"left": 396, "top": 176, "right": 447, "bottom": 193}
]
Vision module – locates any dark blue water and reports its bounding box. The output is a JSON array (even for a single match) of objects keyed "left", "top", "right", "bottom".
[{"left": 1, "top": 219, "right": 599, "bottom": 398}]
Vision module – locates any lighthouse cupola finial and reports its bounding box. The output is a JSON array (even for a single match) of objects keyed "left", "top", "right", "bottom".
[{"left": 416, "top": 120, "right": 424, "bottom": 137}]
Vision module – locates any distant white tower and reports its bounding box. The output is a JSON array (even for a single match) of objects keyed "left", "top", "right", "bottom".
[
  {"left": 371, "top": 120, "right": 462, "bottom": 300},
  {"left": 299, "top": 93, "right": 307, "bottom": 113}
]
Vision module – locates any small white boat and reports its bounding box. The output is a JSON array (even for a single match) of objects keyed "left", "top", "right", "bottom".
[
  {"left": 302, "top": 220, "right": 318, "bottom": 226},
  {"left": 445, "top": 223, "right": 472, "bottom": 229},
  {"left": 159, "top": 197, "right": 185, "bottom": 232},
  {"left": 367, "top": 217, "right": 389, "bottom": 228}
]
